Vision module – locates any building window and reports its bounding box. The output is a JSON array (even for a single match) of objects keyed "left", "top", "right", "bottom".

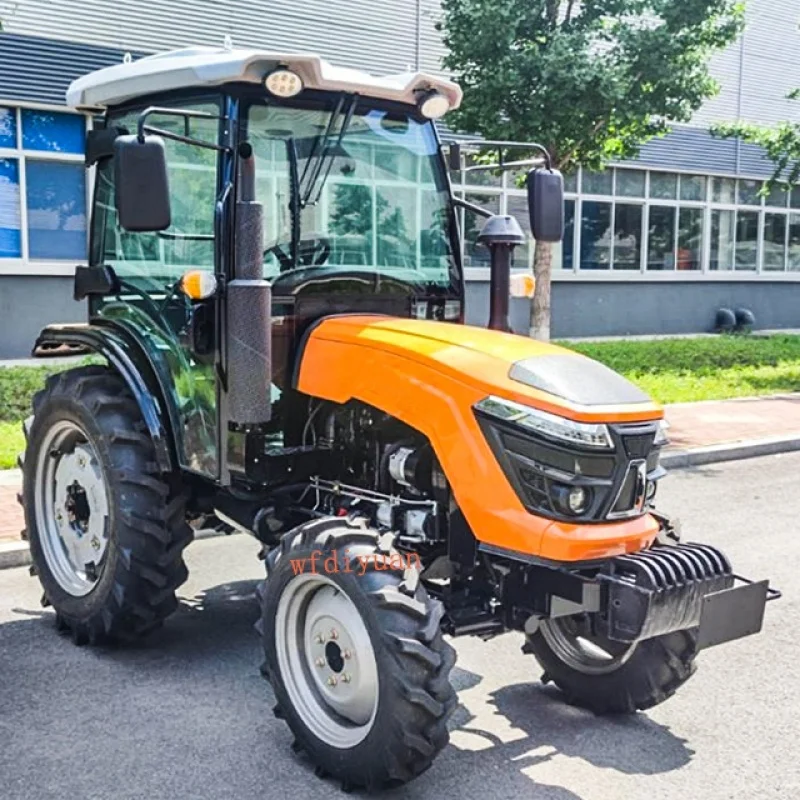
[
  {"left": 0, "top": 105, "right": 87, "bottom": 266},
  {"left": 647, "top": 206, "right": 676, "bottom": 270},
  {"left": 677, "top": 207, "right": 704, "bottom": 270},
  {"left": 613, "top": 203, "right": 643, "bottom": 269},
  {"left": 710, "top": 210, "right": 735, "bottom": 271}
]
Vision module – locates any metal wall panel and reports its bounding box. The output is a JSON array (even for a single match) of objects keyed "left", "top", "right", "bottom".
[
  {"left": 2, "top": 0, "right": 427, "bottom": 76},
  {"left": 464, "top": 281, "right": 800, "bottom": 339}
]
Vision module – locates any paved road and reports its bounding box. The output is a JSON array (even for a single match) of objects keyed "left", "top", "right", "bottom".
[{"left": 1, "top": 454, "right": 799, "bottom": 799}]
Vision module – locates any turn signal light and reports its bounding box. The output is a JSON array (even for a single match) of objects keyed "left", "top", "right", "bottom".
[{"left": 180, "top": 270, "right": 217, "bottom": 301}]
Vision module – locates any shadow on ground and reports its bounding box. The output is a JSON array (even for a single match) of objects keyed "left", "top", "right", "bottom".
[{"left": 1, "top": 580, "right": 692, "bottom": 800}]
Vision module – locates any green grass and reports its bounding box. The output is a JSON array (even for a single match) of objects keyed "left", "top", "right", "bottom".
[
  {"left": 0, "top": 420, "right": 24, "bottom": 470},
  {"left": 562, "top": 334, "right": 800, "bottom": 403}
]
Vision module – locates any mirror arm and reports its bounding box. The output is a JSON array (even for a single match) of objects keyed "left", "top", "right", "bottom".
[
  {"left": 136, "top": 105, "right": 230, "bottom": 151},
  {"left": 453, "top": 196, "right": 493, "bottom": 219}
]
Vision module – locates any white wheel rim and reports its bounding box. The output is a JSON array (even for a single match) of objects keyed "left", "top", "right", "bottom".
[
  {"left": 275, "top": 573, "right": 379, "bottom": 748},
  {"left": 33, "top": 420, "right": 110, "bottom": 597}
]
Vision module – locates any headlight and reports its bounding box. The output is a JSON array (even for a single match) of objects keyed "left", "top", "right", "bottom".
[
  {"left": 474, "top": 396, "right": 614, "bottom": 450},
  {"left": 654, "top": 419, "right": 670, "bottom": 446}
]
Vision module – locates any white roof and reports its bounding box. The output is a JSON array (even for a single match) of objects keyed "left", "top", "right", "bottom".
[{"left": 66, "top": 46, "right": 463, "bottom": 112}]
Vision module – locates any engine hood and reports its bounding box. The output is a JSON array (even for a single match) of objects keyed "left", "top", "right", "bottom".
[{"left": 300, "top": 315, "right": 662, "bottom": 423}]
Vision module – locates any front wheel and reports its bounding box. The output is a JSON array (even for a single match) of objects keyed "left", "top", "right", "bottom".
[
  {"left": 261, "top": 517, "right": 456, "bottom": 791},
  {"left": 525, "top": 615, "right": 698, "bottom": 713}
]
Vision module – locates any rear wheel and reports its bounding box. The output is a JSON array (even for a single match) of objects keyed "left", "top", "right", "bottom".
[
  {"left": 525, "top": 615, "right": 698, "bottom": 713},
  {"left": 261, "top": 517, "right": 456, "bottom": 790},
  {"left": 20, "top": 366, "right": 192, "bottom": 644}
]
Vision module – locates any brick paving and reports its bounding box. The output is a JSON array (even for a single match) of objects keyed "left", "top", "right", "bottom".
[{"left": 3, "top": 393, "right": 800, "bottom": 545}]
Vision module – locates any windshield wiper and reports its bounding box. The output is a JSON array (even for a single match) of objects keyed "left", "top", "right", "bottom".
[{"left": 299, "top": 93, "right": 358, "bottom": 207}]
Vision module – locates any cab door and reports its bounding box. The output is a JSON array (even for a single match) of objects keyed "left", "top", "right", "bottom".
[{"left": 89, "top": 100, "right": 223, "bottom": 478}]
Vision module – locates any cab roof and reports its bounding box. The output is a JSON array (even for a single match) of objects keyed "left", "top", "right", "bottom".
[{"left": 66, "top": 46, "right": 463, "bottom": 112}]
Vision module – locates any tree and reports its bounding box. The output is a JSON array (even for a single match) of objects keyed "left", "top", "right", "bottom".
[
  {"left": 438, "top": 0, "right": 744, "bottom": 340},
  {"left": 712, "top": 88, "right": 800, "bottom": 190}
]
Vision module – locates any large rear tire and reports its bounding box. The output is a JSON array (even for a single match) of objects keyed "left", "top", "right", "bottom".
[
  {"left": 20, "top": 366, "right": 192, "bottom": 644},
  {"left": 525, "top": 615, "right": 698, "bottom": 713},
  {"left": 260, "top": 517, "right": 456, "bottom": 791}
]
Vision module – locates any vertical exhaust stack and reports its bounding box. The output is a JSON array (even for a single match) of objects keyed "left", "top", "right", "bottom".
[
  {"left": 227, "top": 142, "right": 272, "bottom": 424},
  {"left": 479, "top": 215, "right": 525, "bottom": 333}
]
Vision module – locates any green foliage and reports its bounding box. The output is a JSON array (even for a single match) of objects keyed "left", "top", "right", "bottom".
[
  {"left": 712, "top": 88, "right": 800, "bottom": 190},
  {"left": 563, "top": 334, "right": 800, "bottom": 403},
  {"left": 0, "top": 422, "right": 23, "bottom": 470},
  {"left": 0, "top": 367, "right": 52, "bottom": 423},
  {"left": 439, "top": 0, "right": 744, "bottom": 171}
]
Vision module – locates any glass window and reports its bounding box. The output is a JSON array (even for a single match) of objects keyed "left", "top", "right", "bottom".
[
  {"left": 765, "top": 184, "right": 790, "bottom": 208},
  {"left": 649, "top": 172, "right": 678, "bottom": 200},
  {"left": 646, "top": 206, "right": 676, "bottom": 270},
  {"left": 0, "top": 158, "right": 21, "bottom": 258},
  {"left": 563, "top": 171, "right": 578, "bottom": 194},
  {"left": 0, "top": 107, "right": 16, "bottom": 148},
  {"left": 791, "top": 187, "right": 800, "bottom": 210},
  {"left": 737, "top": 179, "right": 761, "bottom": 207},
  {"left": 21, "top": 109, "right": 85, "bottom": 154},
  {"left": 579, "top": 200, "right": 612, "bottom": 269},
  {"left": 789, "top": 214, "right": 800, "bottom": 271},
  {"left": 462, "top": 193, "right": 500, "bottom": 267},
  {"left": 506, "top": 193, "right": 532, "bottom": 268},
  {"left": 680, "top": 175, "right": 706, "bottom": 202},
  {"left": 615, "top": 169, "right": 645, "bottom": 197},
  {"left": 613, "top": 203, "right": 642, "bottom": 269},
  {"left": 463, "top": 153, "right": 502, "bottom": 187},
  {"left": 26, "top": 160, "right": 86, "bottom": 260},
  {"left": 561, "top": 199, "right": 575, "bottom": 269},
  {"left": 763, "top": 213, "right": 787, "bottom": 271},
  {"left": 582, "top": 170, "right": 612, "bottom": 196},
  {"left": 712, "top": 177, "right": 735, "bottom": 204},
  {"left": 710, "top": 210, "right": 735, "bottom": 270},
  {"left": 677, "top": 208, "right": 704, "bottom": 270},
  {"left": 735, "top": 210, "right": 759, "bottom": 270}
]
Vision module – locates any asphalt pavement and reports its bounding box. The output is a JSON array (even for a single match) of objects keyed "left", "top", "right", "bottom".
[{"left": 1, "top": 454, "right": 799, "bottom": 799}]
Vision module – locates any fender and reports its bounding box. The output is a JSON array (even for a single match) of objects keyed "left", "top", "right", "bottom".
[
  {"left": 33, "top": 320, "right": 178, "bottom": 473},
  {"left": 294, "top": 315, "right": 662, "bottom": 562}
]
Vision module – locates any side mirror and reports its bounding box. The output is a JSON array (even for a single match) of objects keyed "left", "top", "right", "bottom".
[
  {"left": 114, "top": 134, "right": 171, "bottom": 232},
  {"left": 527, "top": 169, "right": 564, "bottom": 243}
]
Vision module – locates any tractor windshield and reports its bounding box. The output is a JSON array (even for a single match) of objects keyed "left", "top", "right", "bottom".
[{"left": 246, "top": 98, "right": 460, "bottom": 293}]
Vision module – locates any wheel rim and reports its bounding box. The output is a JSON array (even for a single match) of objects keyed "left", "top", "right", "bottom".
[
  {"left": 274, "top": 573, "right": 379, "bottom": 749},
  {"left": 540, "top": 616, "right": 636, "bottom": 675},
  {"left": 33, "top": 420, "right": 110, "bottom": 597}
]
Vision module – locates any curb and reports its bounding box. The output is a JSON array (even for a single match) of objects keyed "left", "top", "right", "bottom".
[
  {"left": 662, "top": 433, "right": 800, "bottom": 469},
  {"left": 0, "top": 527, "right": 237, "bottom": 571},
  {"left": 0, "top": 541, "right": 32, "bottom": 570}
]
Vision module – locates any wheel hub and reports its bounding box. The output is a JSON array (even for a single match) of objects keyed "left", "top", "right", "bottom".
[
  {"left": 275, "top": 573, "right": 380, "bottom": 748},
  {"left": 34, "top": 423, "right": 110, "bottom": 596}
]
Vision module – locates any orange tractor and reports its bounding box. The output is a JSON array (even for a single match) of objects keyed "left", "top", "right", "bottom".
[{"left": 20, "top": 47, "right": 774, "bottom": 790}]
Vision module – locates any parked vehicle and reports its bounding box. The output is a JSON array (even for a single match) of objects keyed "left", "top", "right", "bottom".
[{"left": 19, "top": 47, "right": 775, "bottom": 791}]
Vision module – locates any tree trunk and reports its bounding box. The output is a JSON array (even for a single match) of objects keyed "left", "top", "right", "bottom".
[{"left": 530, "top": 240, "right": 552, "bottom": 341}]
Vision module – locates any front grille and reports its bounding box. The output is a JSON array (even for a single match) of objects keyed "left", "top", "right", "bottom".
[{"left": 477, "top": 415, "right": 664, "bottom": 524}]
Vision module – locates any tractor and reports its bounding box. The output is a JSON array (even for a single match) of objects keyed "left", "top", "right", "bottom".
[{"left": 19, "top": 46, "right": 775, "bottom": 791}]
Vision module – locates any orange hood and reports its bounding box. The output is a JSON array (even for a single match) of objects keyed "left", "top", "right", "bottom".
[{"left": 303, "top": 315, "right": 662, "bottom": 424}]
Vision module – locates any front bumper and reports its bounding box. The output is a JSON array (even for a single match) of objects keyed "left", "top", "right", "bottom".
[{"left": 598, "top": 542, "right": 777, "bottom": 649}]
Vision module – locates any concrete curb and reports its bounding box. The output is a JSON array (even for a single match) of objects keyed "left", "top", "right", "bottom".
[
  {"left": 0, "top": 541, "right": 32, "bottom": 570},
  {"left": 662, "top": 434, "right": 800, "bottom": 469},
  {"left": 0, "top": 528, "right": 237, "bottom": 571}
]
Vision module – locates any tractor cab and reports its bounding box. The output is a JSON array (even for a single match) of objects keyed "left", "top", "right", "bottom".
[{"left": 64, "top": 46, "right": 560, "bottom": 482}]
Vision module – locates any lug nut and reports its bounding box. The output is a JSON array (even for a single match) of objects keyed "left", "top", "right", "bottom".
[
  {"left": 343, "top": 649, "right": 352, "bottom": 660},
  {"left": 315, "top": 633, "right": 325, "bottom": 644},
  {"left": 330, "top": 629, "right": 338, "bottom": 640},
  {"left": 341, "top": 673, "right": 351, "bottom": 684},
  {"left": 315, "top": 657, "right": 326, "bottom": 668},
  {"left": 327, "top": 676, "right": 338, "bottom": 687}
]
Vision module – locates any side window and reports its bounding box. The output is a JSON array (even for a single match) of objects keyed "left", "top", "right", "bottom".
[{"left": 92, "top": 102, "right": 219, "bottom": 291}]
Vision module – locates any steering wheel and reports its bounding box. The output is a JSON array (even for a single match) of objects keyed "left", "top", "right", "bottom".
[{"left": 264, "top": 236, "right": 331, "bottom": 272}]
